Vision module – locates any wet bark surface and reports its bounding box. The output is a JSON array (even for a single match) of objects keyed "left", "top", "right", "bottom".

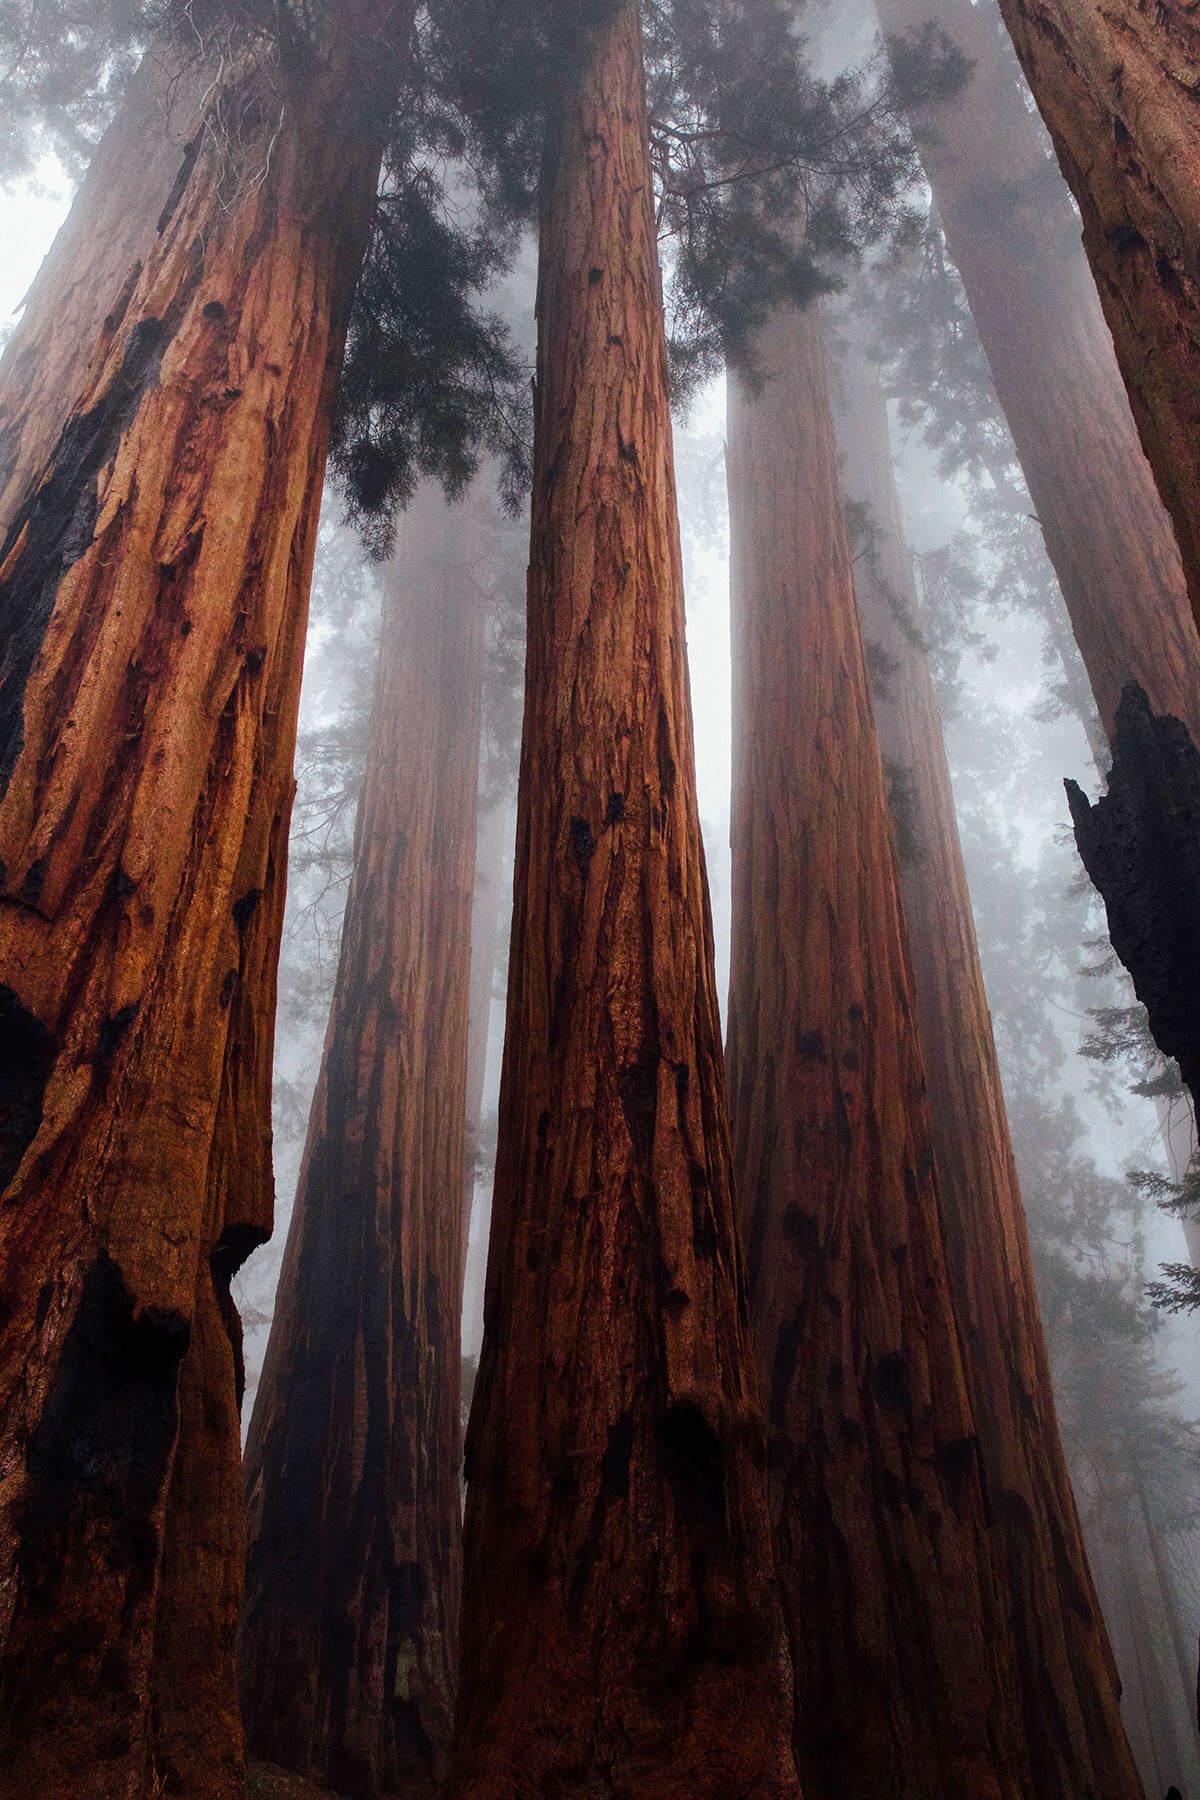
[
  {"left": 0, "top": 18, "right": 401, "bottom": 1795},
  {"left": 242, "top": 486, "right": 486, "bottom": 1799},
  {"left": 985, "top": 0, "right": 1200, "bottom": 624},
  {"left": 876, "top": 0, "right": 1200, "bottom": 744},
  {"left": 835, "top": 355, "right": 1144, "bottom": 1800},
  {"left": 727, "top": 301, "right": 1032, "bottom": 1800},
  {"left": 1068, "top": 683, "right": 1200, "bottom": 1111},
  {"left": 448, "top": 8, "right": 800, "bottom": 1797}
]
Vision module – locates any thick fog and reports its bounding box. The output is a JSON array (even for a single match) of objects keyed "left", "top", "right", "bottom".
[{"left": 5, "top": 81, "right": 1199, "bottom": 1791}]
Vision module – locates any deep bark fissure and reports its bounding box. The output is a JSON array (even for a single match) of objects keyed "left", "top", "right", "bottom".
[
  {"left": 833, "top": 350, "right": 1143, "bottom": 1799},
  {"left": 242, "top": 483, "right": 487, "bottom": 1799},
  {"left": 727, "top": 298, "right": 1035, "bottom": 1800},
  {"left": 449, "top": 7, "right": 799, "bottom": 1796},
  {"left": 0, "top": 14, "right": 406, "bottom": 1793}
]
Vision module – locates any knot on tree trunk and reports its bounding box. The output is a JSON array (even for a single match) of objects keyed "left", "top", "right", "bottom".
[{"left": 1066, "top": 680, "right": 1200, "bottom": 1102}]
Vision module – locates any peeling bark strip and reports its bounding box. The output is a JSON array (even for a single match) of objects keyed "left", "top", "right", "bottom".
[
  {"left": 242, "top": 484, "right": 488, "bottom": 1800},
  {"left": 0, "top": 12, "right": 407, "bottom": 1795},
  {"left": 836, "top": 356, "right": 1144, "bottom": 1800},
  {"left": 986, "top": 0, "right": 1200, "bottom": 625},
  {"left": 874, "top": 0, "right": 1199, "bottom": 745},
  {"left": 1068, "top": 683, "right": 1200, "bottom": 1109},
  {"left": 448, "top": 7, "right": 800, "bottom": 1797},
  {"left": 727, "top": 302, "right": 1032, "bottom": 1800}
]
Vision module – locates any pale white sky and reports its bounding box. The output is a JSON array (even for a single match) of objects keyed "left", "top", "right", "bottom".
[{"left": 1, "top": 160, "right": 70, "bottom": 332}]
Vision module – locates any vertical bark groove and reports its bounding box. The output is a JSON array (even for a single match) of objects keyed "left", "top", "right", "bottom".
[
  {"left": 0, "top": 18, "right": 402, "bottom": 1793},
  {"left": 242, "top": 483, "right": 486, "bottom": 1798},
  {"left": 834, "top": 352, "right": 1143, "bottom": 1799},
  {"left": 727, "top": 299, "right": 1031, "bottom": 1800},
  {"left": 449, "top": 7, "right": 799, "bottom": 1795},
  {"left": 985, "top": 0, "right": 1200, "bottom": 623}
]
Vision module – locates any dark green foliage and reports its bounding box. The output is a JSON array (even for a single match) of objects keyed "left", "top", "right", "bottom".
[
  {"left": 425, "top": 0, "right": 967, "bottom": 396},
  {"left": 330, "top": 168, "right": 530, "bottom": 557},
  {"left": 6, "top": 0, "right": 965, "bottom": 534},
  {"left": 0, "top": 0, "right": 148, "bottom": 179}
]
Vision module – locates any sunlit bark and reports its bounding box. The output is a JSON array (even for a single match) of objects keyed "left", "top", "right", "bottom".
[{"left": 449, "top": 7, "right": 800, "bottom": 1794}]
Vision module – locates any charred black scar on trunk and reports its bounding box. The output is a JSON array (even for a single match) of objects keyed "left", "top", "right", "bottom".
[
  {"left": 1066, "top": 681, "right": 1200, "bottom": 1106},
  {"left": 1, "top": 1253, "right": 189, "bottom": 1704},
  {"left": 0, "top": 316, "right": 169, "bottom": 798},
  {"left": 0, "top": 984, "right": 54, "bottom": 1195}
]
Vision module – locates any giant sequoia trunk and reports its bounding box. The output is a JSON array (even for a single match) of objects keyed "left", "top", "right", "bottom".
[
  {"left": 0, "top": 47, "right": 207, "bottom": 540},
  {"left": 726, "top": 299, "right": 1033, "bottom": 1800},
  {"left": 875, "top": 0, "right": 1200, "bottom": 742},
  {"left": 448, "top": 7, "right": 800, "bottom": 1796},
  {"left": 241, "top": 484, "right": 486, "bottom": 1799},
  {"left": 982, "top": 0, "right": 1200, "bottom": 623},
  {"left": 833, "top": 353, "right": 1144, "bottom": 1799},
  {"left": 0, "top": 16, "right": 404, "bottom": 1796}
]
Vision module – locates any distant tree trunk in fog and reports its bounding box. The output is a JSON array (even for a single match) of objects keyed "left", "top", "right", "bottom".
[
  {"left": 977, "top": 0, "right": 1200, "bottom": 625},
  {"left": 449, "top": 8, "right": 799, "bottom": 1796},
  {"left": 0, "top": 48, "right": 207, "bottom": 538},
  {"left": 876, "top": 0, "right": 1200, "bottom": 742},
  {"left": 242, "top": 484, "right": 485, "bottom": 1798},
  {"left": 726, "top": 298, "right": 1031, "bottom": 1800},
  {"left": 1090, "top": 1505, "right": 1199, "bottom": 1796},
  {"left": 832, "top": 353, "right": 1145, "bottom": 1800},
  {"left": 0, "top": 16, "right": 404, "bottom": 1796},
  {"left": 463, "top": 783, "right": 510, "bottom": 1244}
]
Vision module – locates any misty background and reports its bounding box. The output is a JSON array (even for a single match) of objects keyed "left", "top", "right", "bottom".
[{"left": 5, "top": 79, "right": 1199, "bottom": 1789}]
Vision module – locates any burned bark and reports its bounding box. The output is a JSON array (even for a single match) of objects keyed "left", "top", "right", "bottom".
[
  {"left": 242, "top": 482, "right": 487, "bottom": 1799},
  {"left": 727, "top": 299, "right": 1032, "bottom": 1800},
  {"left": 448, "top": 7, "right": 800, "bottom": 1797},
  {"left": 876, "top": 0, "right": 1200, "bottom": 744},
  {"left": 835, "top": 352, "right": 1144, "bottom": 1800},
  {"left": 1068, "top": 683, "right": 1200, "bottom": 1111},
  {"left": 0, "top": 16, "right": 406, "bottom": 1796},
  {"left": 984, "top": 0, "right": 1200, "bottom": 625},
  {"left": 0, "top": 47, "right": 209, "bottom": 542}
]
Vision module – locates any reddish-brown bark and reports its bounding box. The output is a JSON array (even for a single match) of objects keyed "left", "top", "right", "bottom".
[
  {"left": 448, "top": 7, "right": 799, "bottom": 1796},
  {"left": 876, "top": 0, "right": 1200, "bottom": 743},
  {"left": 0, "top": 18, "right": 405, "bottom": 1796},
  {"left": 979, "top": 0, "right": 1200, "bottom": 625},
  {"left": 0, "top": 48, "right": 208, "bottom": 541},
  {"left": 834, "top": 352, "right": 1144, "bottom": 1799},
  {"left": 727, "top": 300, "right": 1031, "bottom": 1800},
  {"left": 242, "top": 483, "right": 486, "bottom": 1799}
]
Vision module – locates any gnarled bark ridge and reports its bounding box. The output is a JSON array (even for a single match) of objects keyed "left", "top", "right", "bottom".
[
  {"left": 0, "top": 17, "right": 403, "bottom": 1795},
  {"left": 449, "top": 7, "right": 800, "bottom": 1796},
  {"left": 242, "top": 485, "right": 486, "bottom": 1798},
  {"left": 727, "top": 300, "right": 1031, "bottom": 1800}
]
